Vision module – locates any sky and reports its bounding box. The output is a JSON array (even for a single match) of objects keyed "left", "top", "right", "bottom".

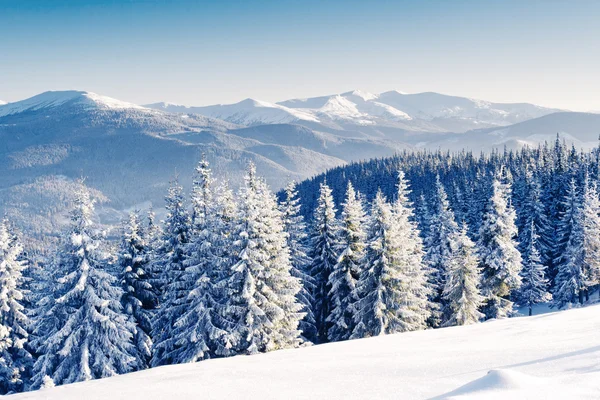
[{"left": 1, "top": 0, "right": 599, "bottom": 111}]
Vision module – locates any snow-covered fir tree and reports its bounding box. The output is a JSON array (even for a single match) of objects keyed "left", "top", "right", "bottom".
[
  {"left": 309, "top": 181, "right": 340, "bottom": 343},
  {"left": 168, "top": 159, "right": 232, "bottom": 363},
  {"left": 0, "top": 220, "right": 33, "bottom": 394},
  {"left": 553, "top": 178, "right": 584, "bottom": 308},
  {"left": 553, "top": 176, "right": 600, "bottom": 307},
  {"left": 118, "top": 212, "right": 158, "bottom": 369},
  {"left": 477, "top": 169, "right": 522, "bottom": 319},
  {"left": 353, "top": 172, "right": 431, "bottom": 338},
  {"left": 518, "top": 221, "right": 551, "bottom": 316},
  {"left": 390, "top": 171, "right": 432, "bottom": 332},
  {"left": 442, "top": 224, "right": 484, "bottom": 326},
  {"left": 580, "top": 175, "right": 600, "bottom": 300},
  {"left": 222, "top": 162, "right": 303, "bottom": 354},
  {"left": 351, "top": 191, "right": 396, "bottom": 338},
  {"left": 31, "top": 185, "right": 137, "bottom": 388},
  {"left": 326, "top": 182, "right": 366, "bottom": 342},
  {"left": 280, "top": 181, "right": 316, "bottom": 344},
  {"left": 151, "top": 178, "right": 193, "bottom": 367},
  {"left": 424, "top": 175, "right": 459, "bottom": 325}
]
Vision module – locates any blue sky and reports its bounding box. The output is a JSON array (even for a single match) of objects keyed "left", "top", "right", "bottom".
[{"left": 1, "top": 0, "right": 599, "bottom": 110}]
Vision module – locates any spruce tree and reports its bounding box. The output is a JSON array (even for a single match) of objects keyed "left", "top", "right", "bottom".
[
  {"left": 351, "top": 191, "right": 396, "bottom": 338},
  {"left": 580, "top": 175, "right": 600, "bottom": 300},
  {"left": 424, "top": 176, "right": 459, "bottom": 324},
  {"left": 553, "top": 176, "right": 600, "bottom": 307},
  {"left": 169, "top": 159, "right": 231, "bottom": 363},
  {"left": 519, "top": 222, "right": 551, "bottom": 316},
  {"left": 327, "top": 182, "right": 366, "bottom": 342},
  {"left": 309, "top": 181, "right": 340, "bottom": 343},
  {"left": 553, "top": 179, "right": 584, "bottom": 308},
  {"left": 151, "top": 179, "right": 192, "bottom": 367},
  {"left": 31, "top": 186, "right": 137, "bottom": 388},
  {"left": 280, "top": 181, "right": 316, "bottom": 344},
  {"left": 0, "top": 220, "right": 33, "bottom": 394},
  {"left": 390, "top": 171, "right": 432, "bottom": 332},
  {"left": 118, "top": 212, "right": 158, "bottom": 369},
  {"left": 353, "top": 173, "right": 431, "bottom": 338},
  {"left": 477, "top": 170, "right": 523, "bottom": 319},
  {"left": 442, "top": 224, "right": 484, "bottom": 326},
  {"left": 222, "top": 162, "right": 303, "bottom": 354}
]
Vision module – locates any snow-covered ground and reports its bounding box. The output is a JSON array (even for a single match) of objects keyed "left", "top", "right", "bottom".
[{"left": 13, "top": 304, "right": 600, "bottom": 399}]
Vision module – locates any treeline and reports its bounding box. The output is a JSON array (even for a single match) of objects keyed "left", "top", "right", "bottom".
[{"left": 0, "top": 136, "right": 598, "bottom": 394}]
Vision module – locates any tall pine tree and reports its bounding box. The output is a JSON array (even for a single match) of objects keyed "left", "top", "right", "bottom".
[
  {"left": 222, "top": 162, "right": 303, "bottom": 354},
  {"left": 0, "top": 220, "right": 33, "bottom": 394},
  {"left": 327, "top": 182, "right": 366, "bottom": 342},
  {"left": 280, "top": 181, "right": 316, "bottom": 344},
  {"left": 309, "top": 181, "right": 339, "bottom": 343},
  {"left": 478, "top": 169, "right": 523, "bottom": 319},
  {"left": 31, "top": 185, "right": 137, "bottom": 388},
  {"left": 442, "top": 224, "right": 484, "bottom": 326}
]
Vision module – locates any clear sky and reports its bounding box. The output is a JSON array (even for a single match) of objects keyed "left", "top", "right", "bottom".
[{"left": 1, "top": 0, "right": 599, "bottom": 110}]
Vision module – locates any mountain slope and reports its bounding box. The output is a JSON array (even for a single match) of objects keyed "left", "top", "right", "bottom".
[{"left": 13, "top": 304, "right": 600, "bottom": 399}]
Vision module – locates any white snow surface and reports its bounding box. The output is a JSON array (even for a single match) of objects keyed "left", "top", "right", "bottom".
[{"left": 13, "top": 304, "right": 600, "bottom": 399}]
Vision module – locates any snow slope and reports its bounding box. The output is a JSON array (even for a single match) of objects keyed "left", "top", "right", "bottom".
[{"left": 14, "top": 305, "right": 600, "bottom": 399}]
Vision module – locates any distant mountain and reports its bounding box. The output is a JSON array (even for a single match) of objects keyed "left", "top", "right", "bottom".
[
  {"left": 149, "top": 90, "right": 562, "bottom": 134},
  {"left": 424, "top": 112, "right": 600, "bottom": 151},
  {"left": 0, "top": 100, "right": 6, "bottom": 105},
  {"left": 0, "top": 91, "right": 410, "bottom": 247},
  {"left": 146, "top": 98, "right": 319, "bottom": 126}
]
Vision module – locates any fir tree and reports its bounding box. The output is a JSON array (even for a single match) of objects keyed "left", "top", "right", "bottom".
[
  {"left": 553, "top": 179, "right": 584, "bottom": 308},
  {"left": 168, "top": 159, "right": 233, "bottom": 363},
  {"left": 424, "top": 176, "right": 459, "bottom": 324},
  {"left": 553, "top": 176, "right": 600, "bottom": 307},
  {"left": 31, "top": 186, "right": 137, "bottom": 388},
  {"left": 390, "top": 171, "right": 432, "bottom": 332},
  {"left": 151, "top": 179, "right": 192, "bottom": 367},
  {"left": 222, "top": 162, "right": 303, "bottom": 354},
  {"left": 309, "top": 181, "right": 340, "bottom": 343},
  {"left": 280, "top": 181, "right": 316, "bottom": 344},
  {"left": 580, "top": 175, "right": 600, "bottom": 300},
  {"left": 477, "top": 170, "right": 523, "bottom": 319},
  {"left": 0, "top": 220, "right": 33, "bottom": 394},
  {"left": 442, "top": 224, "right": 484, "bottom": 326},
  {"left": 353, "top": 172, "right": 431, "bottom": 338},
  {"left": 518, "top": 222, "right": 551, "bottom": 316},
  {"left": 327, "top": 182, "right": 366, "bottom": 342},
  {"left": 118, "top": 212, "right": 158, "bottom": 369}
]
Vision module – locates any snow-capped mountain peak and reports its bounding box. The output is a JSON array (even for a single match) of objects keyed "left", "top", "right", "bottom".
[
  {"left": 0, "top": 90, "right": 144, "bottom": 117},
  {"left": 341, "top": 89, "right": 379, "bottom": 102}
]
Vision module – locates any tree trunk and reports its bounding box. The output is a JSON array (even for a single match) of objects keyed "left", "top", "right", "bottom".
[{"left": 528, "top": 306, "right": 532, "bottom": 316}]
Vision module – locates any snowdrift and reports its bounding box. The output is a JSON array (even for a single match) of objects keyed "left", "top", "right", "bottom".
[{"left": 12, "top": 304, "right": 600, "bottom": 399}]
